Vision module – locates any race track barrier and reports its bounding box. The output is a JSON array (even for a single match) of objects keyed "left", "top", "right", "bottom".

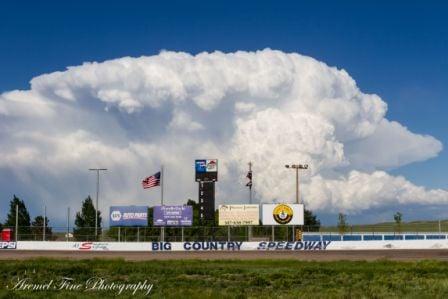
[{"left": 4, "top": 238, "right": 448, "bottom": 251}]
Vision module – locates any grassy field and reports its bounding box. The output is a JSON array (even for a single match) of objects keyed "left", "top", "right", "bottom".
[
  {"left": 1, "top": 259, "right": 448, "bottom": 298},
  {"left": 319, "top": 219, "right": 448, "bottom": 233}
]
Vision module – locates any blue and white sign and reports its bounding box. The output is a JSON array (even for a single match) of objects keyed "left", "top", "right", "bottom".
[
  {"left": 153, "top": 205, "right": 193, "bottom": 226},
  {"left": 195, "top": 159, "right": 218, "bottom": 173},
  {"left": 110, "top": 206, "right": 148, "bottom": 227}
]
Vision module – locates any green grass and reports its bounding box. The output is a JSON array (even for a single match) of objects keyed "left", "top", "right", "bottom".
[{"left": 2, "top": 259, "right": 448, "bottom": 298}]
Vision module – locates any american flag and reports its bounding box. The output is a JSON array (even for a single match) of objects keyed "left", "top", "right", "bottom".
[{"left": 142, "top": 172, "right": 161, "bottom": 189}]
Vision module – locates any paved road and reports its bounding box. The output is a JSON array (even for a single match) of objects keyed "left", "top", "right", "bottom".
[{"left": 2, "top": 250, "right": 448, "bottom": 261}]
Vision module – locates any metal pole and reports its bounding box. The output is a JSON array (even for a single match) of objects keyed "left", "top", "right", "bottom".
[
  {"left": 181, "top": 227, "right": 184, "bottom": 242},
  {"left": 296, "top": 168, "right": 299, "bottom": 204},
  {"left": 271, "top": 225, "right": 275, "bottom": 241},
  {"left": 439, "top": 220, "right": 442, "bottom": 233},
  {"left": 160, "top": 165, "right": 165, "bottom": 242},
  {"left": 96, "top": 170, "right": 99, "bottom": 239},
  {"left": 118, "top": 227, "right": 121, "bottom": 242},
  {"left": 43, "top": 205, "right": 46, "bottom": 241},
  {"left": 137, "top": 227, "right": 140, "bottom": 242},
  {"left": 248, "top": 162, "right": 253, "bottom": 204},
  {"left": 228, "top": 226, "right": 230, "bottom": 242},
  {"left": 160, "top": 227, "right": 163, "bottom": 242},
  {"left": 66, "top": 207, "right": 70, "bottom": 242},
  {"left": 89, "top": 169, "right": 107, "bottom": 240},
  {"left": 161, "top": 165, "right": 164, "bottom": 206},
  {"left": 292, "top": 168, "right": 299, "bottom": 241},
  {"left": 248, "top": 162, "right": 253, "bottom": 241},
  {"left": 15, "top": 204, "right": 18, "bottom": 241}
]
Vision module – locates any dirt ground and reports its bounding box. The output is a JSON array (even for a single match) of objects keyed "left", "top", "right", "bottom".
[{"left": 2, "top": 250, "right": 448, "bottom": 261}]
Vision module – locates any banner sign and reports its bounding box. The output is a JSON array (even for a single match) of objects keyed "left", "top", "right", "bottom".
[
  {"left": 262, "top": 204, "right": 304, "bottom": 225},
  {"left": 153, "top": 205, "right": 193, "bottom": 226},
  {"left": 195, "top": 159, "right": 218, "bottom": 181},
  {"left": 110, "top": 206, "right": 148, "bottom": 227},
  {"left": 0, "top": 242, "right": 16, "bottom": 249},
  {"left": 218, "top": 204, "right": 259, "bottom": 226}
]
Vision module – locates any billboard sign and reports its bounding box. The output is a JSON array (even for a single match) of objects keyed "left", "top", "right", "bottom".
[
  {"left": 218, "top": 204, "right": 259, "bottom": 226},
  {"left": 153, "top": 205, "right": 193, "bottom": 226},
  {"left": 110, "top": 206, "right": 148, "bottom": 227},
  {"left": 262, "top": 204, "right": 304, "bottom": 225},
  {"left": 195, "top": 159, "right": 218, "bottom": 181}
]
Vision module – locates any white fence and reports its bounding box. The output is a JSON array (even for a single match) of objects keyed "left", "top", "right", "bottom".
[{"left": 2, "top": 239, "right": 448, "bottom": 251}]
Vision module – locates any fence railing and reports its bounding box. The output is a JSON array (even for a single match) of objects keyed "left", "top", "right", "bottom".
[{"left": 3, "top": 223, "right": 448, "bottom": 242}]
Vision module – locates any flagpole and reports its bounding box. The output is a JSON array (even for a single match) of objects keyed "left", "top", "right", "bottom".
[
  {"left": 161, "top": 165, "right": 164, "bottom": 206},
  {"left": 161, "top": 165, "right": 165, "bottom": 242},
  {"left": 248, "top": 162, "right": 253, "bottom": 241},
  {"left": 248, "top": 162, "right": 252, "bottom": 204}
]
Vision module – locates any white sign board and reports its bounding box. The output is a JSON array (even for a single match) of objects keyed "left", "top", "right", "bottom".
[
  {"left": 262, "top": 204, "right": 304, "bottom": 225},
  {"left": 218, "top": 204, "right": 259, "bottom": 226}
]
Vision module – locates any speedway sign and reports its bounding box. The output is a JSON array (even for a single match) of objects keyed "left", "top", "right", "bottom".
[
  {"left": 262, "top": 204, "right": 304, "bottom": 225},
  {"left": 218, "top": 204, "right": 259, "bottom": 225}
]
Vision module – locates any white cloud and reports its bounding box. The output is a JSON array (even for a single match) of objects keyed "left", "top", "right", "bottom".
[
  {"left": 346, "top": 119, "right": 443, "bottom": 170},
  {"left": 305, "top": 171, "right": 448, "bottom": 213},
  {"left": 0, "top": 49, "right": 445, "bottom": 222}
]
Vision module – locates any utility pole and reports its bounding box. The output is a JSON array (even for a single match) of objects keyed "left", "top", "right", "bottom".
[
  {"left": 285, "top": 164, "right": 309, "bottom": 241},
  {"left": 15, "top": 204, "right": 18, "bottom": 241},
  {"left": 89, "top": 168, "right": 107, "bottom": 240},
  {"left": 43, "top": 205, "right": 46, "bottom": 241},
  {"left": 66, "top": 207, "right": 70, "bottom": 242}
]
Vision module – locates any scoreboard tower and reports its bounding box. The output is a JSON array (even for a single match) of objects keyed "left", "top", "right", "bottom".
[{"left": 195, "top": 159, "right": 218, "bottom": 223}]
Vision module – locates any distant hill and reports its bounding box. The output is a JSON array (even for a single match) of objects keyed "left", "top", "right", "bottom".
[{"left": 318, "top": 220, "right": 448, "bottom": 233}]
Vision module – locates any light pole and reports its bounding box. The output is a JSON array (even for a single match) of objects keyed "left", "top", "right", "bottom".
[
  {"left": 285, "top": 164, "right": 309, "bottom": 242},
  {"left": 284, "top": 164, "right": 308, "bottom": 204},
  {"left": 89, "top": 168, "right": 107, "bottom": 239}
]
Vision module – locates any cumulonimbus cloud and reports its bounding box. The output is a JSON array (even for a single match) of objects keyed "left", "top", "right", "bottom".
[{"left": 0, "top": 49, "right": 445, "bottom": 220}]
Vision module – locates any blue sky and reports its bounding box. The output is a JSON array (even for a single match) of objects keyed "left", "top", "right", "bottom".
[{"left": 0, "top": 1, "right": 447, "bottom": 225}]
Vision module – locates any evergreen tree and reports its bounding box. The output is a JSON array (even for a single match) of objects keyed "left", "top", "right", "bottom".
[
  {"left": 3, "top": 195, "right": 31, "bottom": 240},
  {"left": 31, "top": 215, "right": 53, "bottom": 240},
  {"left": 394, "top": 212, "right": 403, "bottom": 234},
  {"left": 304, "top": 209, "right": 321, "bottom": 232},
  {"left": 74, "top": 196, "right": 102, "bottom": 241}
]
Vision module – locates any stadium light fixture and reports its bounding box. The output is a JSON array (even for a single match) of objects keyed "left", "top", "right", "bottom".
[{"left": 284, "top": 164, "right": 309, "bottom": 204}]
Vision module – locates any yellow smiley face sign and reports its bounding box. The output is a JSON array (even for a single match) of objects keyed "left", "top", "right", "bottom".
[{"left": 273, "top": 204, "right": 294, "bottom": 224}]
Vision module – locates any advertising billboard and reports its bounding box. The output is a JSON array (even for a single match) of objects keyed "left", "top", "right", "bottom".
[
  {"left": 110, "top": 206, "right": 148, "bottom": 227},
  {"left": 218, "top": 204, "right": 259, "bottom": 226},
  {"left": 262, "top": 204, "right": 304, "bottom": 225},
  {"left": 195, "top": 159, "right": 218, "bottom": 182},
  {"left": 153, "top": 205, "right": 193, "bottom": 226}
]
